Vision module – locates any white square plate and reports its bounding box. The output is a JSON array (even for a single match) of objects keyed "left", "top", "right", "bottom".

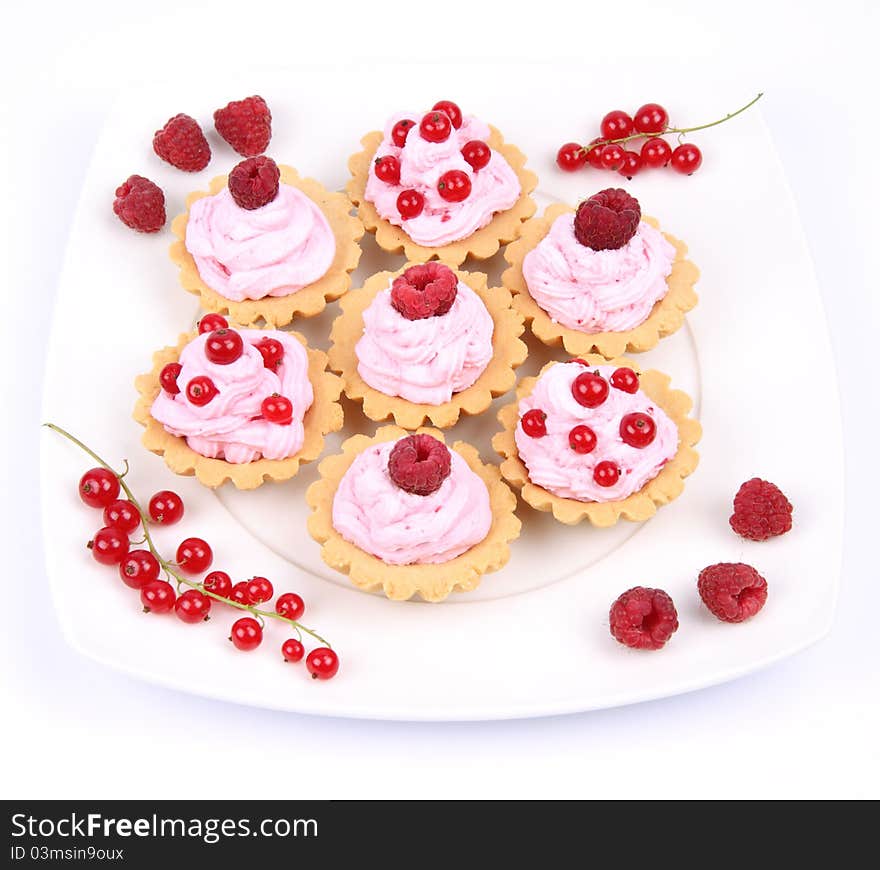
[{"left": 40, "top": 65, "right": 843, "bottom": 720}]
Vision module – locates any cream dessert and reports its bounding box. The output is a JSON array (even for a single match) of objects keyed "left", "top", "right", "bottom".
[
  {"left": 514, "top": 361, "right": 678, "bottom": 503},
  {"left": 185, "top": 182, "right": 335, "bottom": 303},
  {"left": 522, "top": 213, "right": 675, "bottom": 333},
  {"left": 364, "top": 101, "right": 521, "bottom": 247},
  {"left": 151, "top": 327, "right": 313, "bottom": 464},
  {"left": 354, "top": 262, "right": 493, "bottom": 405},
  {"left": 330, "top": 433, "right": 492, "bottom": 565}
]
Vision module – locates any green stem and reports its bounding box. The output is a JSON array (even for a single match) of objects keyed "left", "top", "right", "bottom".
[
  {"left": 43, "top": 422, "right": 331, "bottom": 648},
  {"left": 582, "top": 92, "right": 764, "bottom": 154}
]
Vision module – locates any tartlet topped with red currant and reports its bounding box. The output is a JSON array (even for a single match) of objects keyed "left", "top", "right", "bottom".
[
  {"left": 503, "top": 190, "right": 699, "bottom": 359},
  {"left": 347, "top": 100, "right": 537, "bottom": 266},
  {"left": 133, "top": 316, "right": 343, "bottom": 489},
  {"left": 170, "top": 160, "right": 363, "bottom": 328},
  {"left": 306, "top": 426, "right": 520, "bottom": 601},
  {"left": 492, "top": 356, "right": 701, "bottom": 526},
  {"left": 327, "top": 262, "right": 527, "bottom": 429}
]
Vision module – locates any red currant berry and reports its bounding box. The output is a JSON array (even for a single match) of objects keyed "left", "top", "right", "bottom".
[
  {"left": 620, "top": 412, "right": 657, "bottom": 448},
  {"left": 585, "top": 138, "right": 606, "bottom": 169},
  {"left": 175, "top": 589, "right": 212, "bottom": 624},
  {"left": 374, "top": 155, "right": 401, "bottom": 185},
  {"left": 391, "top": 118, "right": 415, "bottom": 148},
  {"left": 618, "top": 150, "right": 642, "bottom": 179},
  {"left": 396, "top": 189, "right": 425, "bottom": 220},
  {"left": 599, "top": 144, "right": 626, "bottom": 171},
  {"left": 571, "top": 371, "right": 609, "bottom": 408},
  {"left": 159, "top": 363, "right": 183, "bottom": 396},
  {"left": 203, "top": 570, "right": 233, "bottom": 599},
  {"left": 78, "top": 468, "right": 120, "bottom": 509},
  {"left": 432, "top": 100, "right": 462, "bottom": 129},
  {"left": 255, "top": 337, "right": 284, "bottom": 370},
  {"left": 245, "top": 576, "right": 273, "bottom": 604},
  {"left": 186, "top": 376, "right": 217, "bottom": 406},
  {"left": 102, "top": 499, "right": 140, "bottom": 534},
  {"left": 147, "top": 490, "right": 184, "bottom": 525},
  {"left": 633, "top": 103, "right": 669, "bottom": 135},
  {"left": 461, "top": 140, "right": 491, "bottom": 171},
  {"left": 261, "top": 394, "right": 293, "bottom": 425},
  {"left": 568, "top": 425, "right": 598, "bottom": 454},
  {"left": 276, "top": 592, "right": 305, "bottom": 621},
  {"left": 88, "top": 526, "right": 130, "bottom": 565},
  {"left": 230, "top": 617, "right": 262, "bottom": 651},
  {"left": 419, "top": 111, "right": 452, "bottom": 143},
  {"left": 306, "top": 647, "right": 339, "bottom": 680},
  {"left": 570, "top": 358, "right": 589, "bottom": 366},
  {"left": 610, "top": 367, "right": 639, "bottom": 393},
  {"left": 176, "top": 537, "right": 213, "bottom": 575},
  {"left": 640, "top": 137, "right": 672, "bottom": 168},
  {"left": 521, "top": 408, "right": 547, "bottom": 438},
  {"left": 205, "top": 328, "right": 244, "bottom": 365},
  {"left": 140, "top": 580, "right": 176, "bottom": 614},
  {"left": 198, "top": 313, "right": 228, "bottom": 334},
  {"left": 282, "top": 638, "right": 305, "bottom": 663},
  {"left": 670, "top": 143, "right": 702, "bottom": 175},
  {"left": 229, "top": 581, "right": 252, "bottom": 606},
  {"left": 593, "top": 460, "right": 620, "bottom": 488},
  {"left": 118, "top": 549, "right": 160, "bottom": 589},
  {"left": 437, "top": 170, "right": 471, "bottom": 203},
  {"left": 556, "top": 142, "right": 587, "bottom": 172},
  {"left": 600, "top": 110, "right": 634, "bottom": 140}
]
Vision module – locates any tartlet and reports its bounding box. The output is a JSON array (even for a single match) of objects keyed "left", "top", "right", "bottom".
[
  {"left": 328, "top": 263, "right": 527, "bottom": 429},
  {"left": 503, "top": 202, "right": 699, "bottom": 358},
  {"left": 170, "top": 165, "right": 363, "bottom": 327},
  {"left": 307, "top": 426, "right": 521, "bottom": 602},
  {"left": 492, "top": 356, "right": 701, "bottom": 526},
  {"left": 134, "top": 328, "right": 343, "bottom": 490},
  {"left": 347, "top": 102, "right": 537, "bottom": 266}
]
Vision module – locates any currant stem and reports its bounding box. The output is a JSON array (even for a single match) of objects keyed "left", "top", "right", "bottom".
[
  {"left": 43, "top": 422, "right": 332, "bottom": 648},
  {"left": 581, "top": 92, "right": 764, "bottom": 154}
]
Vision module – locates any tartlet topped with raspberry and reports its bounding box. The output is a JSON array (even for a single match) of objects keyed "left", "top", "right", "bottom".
[
  {"left": 503, "top": 189, "right": 699, "bottom": 359},
  {"left": 328, "top": 262, "right": 527, "bottom": 429},
  {"left": 307, "top": 426, "right": 521, "bottom": 601},
  {"left": 133, "top": 319, "right": 344, "bottom": 489},
  {"left": 492, "top": 356, "right": 701, "bottom": 526},
  {"left": 347, "top": 99, "right": 538, "bottom": 266},
  {"left": 170, "top": 159, "right": 363, "bottom": 328}
]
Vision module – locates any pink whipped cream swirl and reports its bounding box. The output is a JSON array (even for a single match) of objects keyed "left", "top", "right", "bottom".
[
  {"left": 355, "top": 279, "right": 493, "bottom": 405},
  {"left": 185, "top": 185, "right": 335, "bottom": 302},
  {"left": 522, "top": 215, "right": 675, "bottom": 333},
  {"left": 364, "top": 111, "right": 521, "bottom": 247},
  {"left": 515, "top": 362, "right": 678, "bottom": 503},
  {"left": 150, "top": 329, "right": 313, "bottom": 464},
  {"left": 331, "top": 440, "right": 492, "bottom": 565}
]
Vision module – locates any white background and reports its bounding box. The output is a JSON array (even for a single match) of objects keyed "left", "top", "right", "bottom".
[{"left": 1, "top": 0, "right": 876, "bottom": 798}]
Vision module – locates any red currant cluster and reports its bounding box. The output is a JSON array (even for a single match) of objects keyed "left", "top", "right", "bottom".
[
  {"left": 48, "top": 423, "right": 339, "bottom": 680},
  {"left": 158, "top": 314, "right": 293, "bottom": 424},
  {"left": 520, "top": 361, "right": 654, "bottom": 489},
  {"left": 556, "top": 93, "right": 762, "bottom": 180},
  {"left": 372, "top": 100, "right": 492, "bottom": 221}
]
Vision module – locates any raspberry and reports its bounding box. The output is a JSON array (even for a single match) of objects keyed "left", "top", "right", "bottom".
[
  {"left": 390, "top": 263, "right": 458, "bottom": 320},
  {"left": 609, "top": 587, "right": 678, "bottom": 650},
  {"left": 387, "top": 434, "right": 452, "bottom": 497},
  {"left": 228, "top": 156, "right": 280, "bottom": 210},
  {"left": 573, "top": 188, "right": 641, "bottom": 251},
  {"left": 213, "top": 95, "right": 272, "bottom": 157},
  {"left": 112, "top": 175, "right": 166, "bottom": 233},
  {"left": 729, "top": 478, "right": 793, "bottom": 541},
  {"left": 152, "top": 113, "right": 211, "bottom": 172},
  {"left": 698, "top": 563, "right": 768, "bottom": 623}
]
